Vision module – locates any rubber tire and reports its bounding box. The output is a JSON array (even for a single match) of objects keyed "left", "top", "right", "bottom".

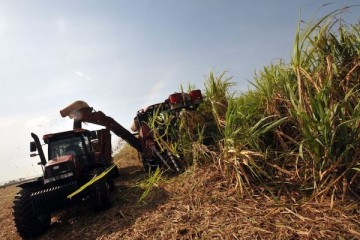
[
  {"left": 91, "top": 175, "right": 110, "bottom": 211},
  {"left": 107, "top": 177, "right": 115, "bottom": 192},
  {"left": 13, "top": 187, "right": 51, "bottom": 239},
  {"left": 112, "top": 166, "right": 120, "bottom": 178}
]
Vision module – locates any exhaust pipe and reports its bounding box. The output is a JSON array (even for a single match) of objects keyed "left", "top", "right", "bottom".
[{"left": 31, "top": 133, "right": 47, "bottom": 166}]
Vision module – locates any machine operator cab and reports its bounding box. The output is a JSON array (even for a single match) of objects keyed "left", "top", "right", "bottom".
[
  {"left": 48, "top": 136, "right": 88, "bottom": 162},
  {"left": 41, "top": 129, "right": 93, "bottom": 185},
  {"left": 30, "top": 128, "right": 113, "bottom": 185}
]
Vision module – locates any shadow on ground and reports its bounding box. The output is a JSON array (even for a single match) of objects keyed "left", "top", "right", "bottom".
[{"left": 36, "top": 165, "right": 169, "bottom": 240}]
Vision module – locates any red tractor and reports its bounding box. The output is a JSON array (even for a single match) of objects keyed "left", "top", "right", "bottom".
[{"left": 12, "top": 89, "right": 202, "bottom": 238}]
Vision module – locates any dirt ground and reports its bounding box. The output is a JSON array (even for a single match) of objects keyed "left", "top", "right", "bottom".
[
  {"left": 1, "top": 159, "right": 360, "bottom": 239},
  {"left": 0, "top": 184, "right": 21, "bottom": 240}
]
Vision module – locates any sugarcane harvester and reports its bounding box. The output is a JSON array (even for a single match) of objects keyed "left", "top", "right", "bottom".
[
  {"left": 12, "top": 89, "right": 202, "bottom": 239},
  {"left": 131, "top": 89, "right": 202, "bottom": 172}
]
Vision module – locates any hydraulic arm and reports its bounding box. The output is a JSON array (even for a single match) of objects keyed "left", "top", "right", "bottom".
[{"left": 60, "top": 101, "right": 142, "bottom": 152}]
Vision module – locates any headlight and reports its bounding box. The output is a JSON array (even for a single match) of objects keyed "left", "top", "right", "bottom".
[{"left": 44, "top": 172, "right": 74, "bottom": 184}]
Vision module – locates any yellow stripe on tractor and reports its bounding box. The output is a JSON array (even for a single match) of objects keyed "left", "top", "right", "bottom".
[{"left": 67, "top": 164, "right": 116, "bottom": 199}]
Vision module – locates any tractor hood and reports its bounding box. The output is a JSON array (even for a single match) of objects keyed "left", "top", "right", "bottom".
[
  {"left": 44, "top": 155, "right": 77, "bottom": 185},
  {"left": 46, "top": 155, "right": 74, "bottom": 167}
]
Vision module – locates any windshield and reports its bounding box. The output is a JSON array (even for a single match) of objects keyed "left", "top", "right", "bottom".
[{"left": 48, "top": 137, "right": 86, "bottom": 160}]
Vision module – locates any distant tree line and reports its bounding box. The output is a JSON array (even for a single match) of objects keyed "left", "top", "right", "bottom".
[{"left": 1, "top": 178, "right": 27, "bottom": 188}]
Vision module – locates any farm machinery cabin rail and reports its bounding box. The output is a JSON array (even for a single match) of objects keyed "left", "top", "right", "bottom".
[{"left": 12, "top": 89, "right": 202, "bottom": 239}]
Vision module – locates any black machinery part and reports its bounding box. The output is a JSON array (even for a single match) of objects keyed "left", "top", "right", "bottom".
[{"left": 30, "top": 182, "right": 78, "bottom": 214}]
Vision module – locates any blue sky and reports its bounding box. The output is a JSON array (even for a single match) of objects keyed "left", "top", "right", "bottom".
[{"left": 0, "top": 1, "right": 358, "bottom": 183}]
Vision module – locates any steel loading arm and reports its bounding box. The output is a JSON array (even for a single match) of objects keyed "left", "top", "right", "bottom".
[{"left": 60, "top": 101, "right": 142, "bottom": 152}]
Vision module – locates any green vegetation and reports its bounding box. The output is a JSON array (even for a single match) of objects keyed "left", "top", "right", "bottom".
[
  {"left": 138, "top": 168, "right": 164, "bottom": 203},
  {"left": 134, "top": 10, "right": 360, "bottom": 202}
]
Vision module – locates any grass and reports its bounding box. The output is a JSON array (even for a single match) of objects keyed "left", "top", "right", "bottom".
[
  {"left": 138, "top": 167, "right": 164, "bottom": 203},
  {"left": 164, "top": 9, "right": 360, "bottom": 202},
  {"left": 104, "top": 7, "right": 360, "bottom": 239},
  {"left": 105, "top": 165, "right": 360, "bottom": 240},
  {"left": 2, "top": 163, "right": 360, "bottom": 240}
]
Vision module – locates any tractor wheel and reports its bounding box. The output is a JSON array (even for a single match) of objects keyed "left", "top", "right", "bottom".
[
  {"left": 113, "top": 165, "right": 120, "bottom": 178},
  {"left": 12, "top": 187, "right": 51, "bottom": 239},
  {"left": 91, "top": 171, "right": 110, "bottom": 211},
  {"left": 107, "top": 177, "right": 115, "bottom": 192}
]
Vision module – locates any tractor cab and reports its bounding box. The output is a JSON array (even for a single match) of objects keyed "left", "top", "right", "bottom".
[
  {"left": 41, "top": 129, "right": 92, "bottom": 185},
  {"left": 47, "top": 135, "right": 87, "bottom": 160},
  {"left": 30, "top": 128, "right": 113, "bottom": 186}
]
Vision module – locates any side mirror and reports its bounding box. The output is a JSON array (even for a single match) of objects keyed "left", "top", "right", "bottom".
[{"left": 30, "top": 142, "right": 37, "bottom": 152}]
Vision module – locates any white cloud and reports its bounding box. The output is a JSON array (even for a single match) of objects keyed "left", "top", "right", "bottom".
[
  {"left": 75, "top": 71, "right": 84, "bottom": 78},
  {"left": 75, "top": 70, "right": 93, "bottom": 81}
]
